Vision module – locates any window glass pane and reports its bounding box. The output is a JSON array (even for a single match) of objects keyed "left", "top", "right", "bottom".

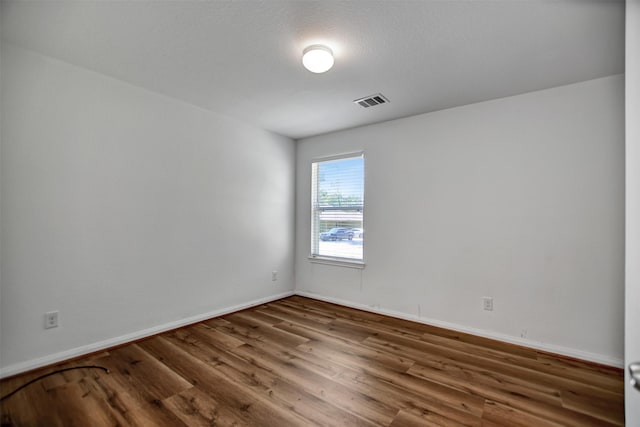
[{"left": 311, "top": 154, "right": 364, "bottom": 261}]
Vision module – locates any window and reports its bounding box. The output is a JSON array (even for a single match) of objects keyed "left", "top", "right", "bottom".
[{"left": 311, "top": 153, "right": 364, "bottom": 263}]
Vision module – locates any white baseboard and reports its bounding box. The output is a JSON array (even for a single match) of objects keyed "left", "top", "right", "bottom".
[
  {"left": 0, "top": 291, "right": 294, "bottom": 379},
  {"left": 295, "top": 290, "right": 624, "bottom": 369},
  {"left": 2, "top": 288, "right": 621, "bottom": 378}
]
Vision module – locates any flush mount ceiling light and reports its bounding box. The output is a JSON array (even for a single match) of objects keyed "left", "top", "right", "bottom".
[{"left": 302, "top": 45, "right": 334, "bottom": 73}]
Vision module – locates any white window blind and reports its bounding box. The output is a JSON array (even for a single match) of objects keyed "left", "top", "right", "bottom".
[{"left": 311, "top": 153, "right": 364, "bottom": 261}]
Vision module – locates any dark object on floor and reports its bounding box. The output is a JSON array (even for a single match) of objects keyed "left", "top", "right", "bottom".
[{"left": 0, "top": 365, "right": 109, "bottom": 402}]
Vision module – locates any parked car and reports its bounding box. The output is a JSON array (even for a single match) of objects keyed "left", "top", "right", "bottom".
[
  {"left": 320, "top": 227, "right": 354, "bottom": 241},
  {"left": 350, "top": 228, "right": 364, "bottom": 238}
]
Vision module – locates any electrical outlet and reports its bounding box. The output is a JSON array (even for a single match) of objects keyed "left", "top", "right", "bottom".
[
  {"left": 272, "top": 270, "right": 278, "bottom": 281},
  {"left": 45, "top": 311, "right": 59, "bottom": 329},
  {"left": 482, "top": 297, "right": 493, "bottom": 311}
]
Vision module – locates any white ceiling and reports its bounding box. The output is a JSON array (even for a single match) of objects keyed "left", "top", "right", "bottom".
[{"left": 0, "top": 0, "right": 624, "bottom": 139}]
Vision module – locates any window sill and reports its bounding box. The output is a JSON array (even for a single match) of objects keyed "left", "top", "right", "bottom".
[{"left": 308, "top": 255, "right": 365, "bottom": 269}]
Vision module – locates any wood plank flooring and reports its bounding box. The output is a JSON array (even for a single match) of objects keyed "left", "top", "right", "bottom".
[{"left": 0, "top": 296, "right": 624, "bottom": 426}]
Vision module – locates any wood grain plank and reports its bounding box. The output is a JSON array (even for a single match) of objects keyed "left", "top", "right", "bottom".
[
  {"left": 334, "top": 367, "right": 484, "bottom": 426},
  {"left": 296, "top": 340, "right": 486, "bottom": 419},
  {"left": 481, "top": 400, "right": 564, "bottom": 427},
  {"left": 561, "top": 387, "right": 625, "bottom": 425},
  {"left": 230, "top": 343, "right": 393, "bottom": 426},
  {"left": 211, "top": 314, "right": 480, "bottom": 425},
  {"left": 211, "top": 320, "right": 346, "bottom": 380},
  {"left": 389, "top": 408, "right": 472, "bottom": 427},
  {"left": 98, "top": 343, "right": 192, "bottom": 403},
  {"left": 408, "top": 363, "right": 619, "bottom": 427},
  {"left": 276, "top": 321, "right": 416, "bottom": 373},
  {"left": 167, "top": 324, "right": 390, "bottom": 426},
  {"left": 138, "top": 335, "right": 309, "bottom": 426},
  {"left": 163, "top": 387, "right": 244, "bottom": 427}
]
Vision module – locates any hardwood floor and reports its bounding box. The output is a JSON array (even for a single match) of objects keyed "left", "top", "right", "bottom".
[{"left": 0, "top": 296, "right": 624, "bottom": 426}]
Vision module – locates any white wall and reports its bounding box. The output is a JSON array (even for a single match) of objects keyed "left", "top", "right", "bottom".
[
  {"left": 296, "top": 75, "right": 625, "bottom": 366},
  {"left": 626, "top": 0, "right": 640, "bottom": 422},
  {"left": 0, "top": 43, "right": 296, "bottom": 375}
]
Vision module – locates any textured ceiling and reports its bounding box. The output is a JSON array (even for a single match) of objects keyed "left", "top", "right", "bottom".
[{"left": 0, "top": 0, "right": 625, "bottom": 139}]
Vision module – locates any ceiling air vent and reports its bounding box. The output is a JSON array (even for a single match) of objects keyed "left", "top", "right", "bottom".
[{"left": 354, "top": 93, "right": 389, "bottom": 108}]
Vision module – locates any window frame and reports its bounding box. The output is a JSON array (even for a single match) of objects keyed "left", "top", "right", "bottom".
[{"left": 309, "top": 152, "right": 366, "bottom": 268}]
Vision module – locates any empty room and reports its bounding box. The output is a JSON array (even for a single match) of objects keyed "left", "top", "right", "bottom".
[{"left": 1, "top": 0, "right": 639, "bottom": 426}]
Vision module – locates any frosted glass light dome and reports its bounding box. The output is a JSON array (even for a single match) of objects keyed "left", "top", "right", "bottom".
[{"left": 302, "top": 45, "right": 334, "bottom": 73}]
